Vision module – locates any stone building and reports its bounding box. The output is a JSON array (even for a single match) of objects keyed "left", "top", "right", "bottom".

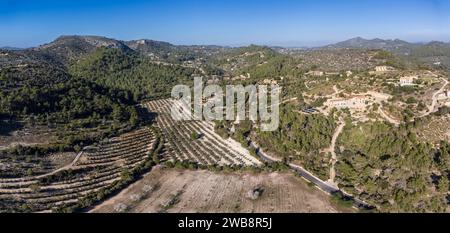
[{"left": 327, "top": 96, "right": 367, "bottom": 109}]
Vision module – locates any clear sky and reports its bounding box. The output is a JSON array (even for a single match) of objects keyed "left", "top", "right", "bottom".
[{"left": 1, "top": 0, "right": 450, "bottom": 48}]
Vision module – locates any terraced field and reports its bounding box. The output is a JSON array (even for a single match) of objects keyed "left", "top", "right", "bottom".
[
  {"left": 0, "top": 128, "right": 156, "bottom": 212},
  {"left": 144, "top": 99, "right": 262, "bottom": 167},
  {"left": 0, "top": 98, "right": 262, "bottom": 213}
]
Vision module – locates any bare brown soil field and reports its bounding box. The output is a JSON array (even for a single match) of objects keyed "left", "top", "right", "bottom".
[{"left": 91, "top": 166, "right": 351, "bottom": 213}]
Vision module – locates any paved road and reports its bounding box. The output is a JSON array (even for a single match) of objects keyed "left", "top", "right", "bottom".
[
  {"left": 248, "top": 140, "right": 374, "bottom": 209},
  {"left": 249, "top": 141, "right": 338, "bottom": 193}
]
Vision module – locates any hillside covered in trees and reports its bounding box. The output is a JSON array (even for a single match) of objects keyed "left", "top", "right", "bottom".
[{"left": 70, "top": 47, "right": 197, "bottom": 100}]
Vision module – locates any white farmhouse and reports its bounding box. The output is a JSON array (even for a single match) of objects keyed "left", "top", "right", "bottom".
[
  {"left": 307, "top": 71, "right": 324, "bottom": 77},
  {"left": 399, "top": 76, "right": 417, "bottom": 87},
  {"left": 375, "top": 66, "right": 395, "bottom": 72},
  {"left": 327, "top": 96, "right": 367, "bottom": 109}
]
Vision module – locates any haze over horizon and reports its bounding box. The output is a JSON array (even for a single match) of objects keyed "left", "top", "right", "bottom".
[{"left": 1, "top": 0, "right": 450, "bottom": 48}]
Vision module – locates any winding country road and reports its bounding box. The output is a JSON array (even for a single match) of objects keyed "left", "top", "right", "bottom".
[
  {"left": 249, "top": 140, "right": 338, "bottom": 193},
  {"left": 327, "top": 120, "right": 345, "bottom": 187},
  {"left": 376, "top": 78, "right": 448, "bottom": 125},
  {"left": 0, "top": 151, "right": 84, "bottom": 186},
  {"left": 30, "top": 151, "right": 84, "bottom": 180},
  {"left": 248, "top": 139, "right": 373, "bottom": 209},
  {"left": 419, "top": 78, "right": 448, "bottom": 118},
  {"left": 378, "top": 108, "right": 401, "bottom": 126}
]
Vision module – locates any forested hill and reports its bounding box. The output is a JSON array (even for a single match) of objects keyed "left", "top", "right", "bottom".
[
  {"left": 0, "top": 35, "right": 199, "bottom": 152},
  {"left": 69, "top": 47, "right": 196, "bottom": 100},
  {"left": 1, "top": 35, "right": 201, "bottom": 116},
  {"left": 0, "top": 35, "right": 210, "bottom": 147}
]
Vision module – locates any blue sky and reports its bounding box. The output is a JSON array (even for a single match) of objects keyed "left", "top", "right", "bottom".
[{"left": 1, "top": 0, "right": 449, "bottom": 47}]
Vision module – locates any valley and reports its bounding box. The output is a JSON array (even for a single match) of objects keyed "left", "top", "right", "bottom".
[{"left": 0, "top": 35, "right": 449, "bottom": 213}]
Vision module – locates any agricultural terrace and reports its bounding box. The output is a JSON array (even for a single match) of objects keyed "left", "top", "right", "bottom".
[
  {"left": 0, "top": 128, "right": 156, "bottom": 212},
  {"left": 144, "top": 99, "right": 262, "bottom": 167}
]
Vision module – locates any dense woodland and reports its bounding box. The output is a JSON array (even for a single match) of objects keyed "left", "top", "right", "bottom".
[
  {"left": 337, "top": 121, "right": 449, "bottom": 212},
  {"left": 70, "top": 48, "right": 197, "bottom": 100}
]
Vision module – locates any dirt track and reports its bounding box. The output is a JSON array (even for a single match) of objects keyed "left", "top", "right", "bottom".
[{"left": 90, "top": 167, "right": 349, "bottom": 213}]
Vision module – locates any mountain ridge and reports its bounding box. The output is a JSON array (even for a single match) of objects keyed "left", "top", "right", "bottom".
[
  {"left": 6, "top": 35, "right": 450, "bottom": 53},
  {"left": 321, "top": 37, "right": 450, "bottom": 51}
]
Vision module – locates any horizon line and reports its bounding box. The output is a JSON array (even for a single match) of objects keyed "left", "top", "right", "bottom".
[{"left": 2, "top": 35, "right": 450, "bottom": 50}]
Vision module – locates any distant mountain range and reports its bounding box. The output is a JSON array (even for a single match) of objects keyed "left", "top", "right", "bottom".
[
  {"left": 319, "top": 37, "right": 450, "bottom": 70},
  {"left": 324, "top": 37, "right": 413, "bottom": 50},
  {"left": 0, "top": 46, "right": 23, "bottom": 51},
  {"left": 0, "top": 35, "right": 229, "bottom": 89},
  {"left": 322, "top": 37, "right": 450, "bottom": 54},
  {"left": 2, "top": 35, "right": 450, "bottom": 72},
  {"left": 16, "top": 35, "right": 227, "bottom": 64},
  {"left": 2, "top": 35, "right": 449, "bottom": 54}
]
